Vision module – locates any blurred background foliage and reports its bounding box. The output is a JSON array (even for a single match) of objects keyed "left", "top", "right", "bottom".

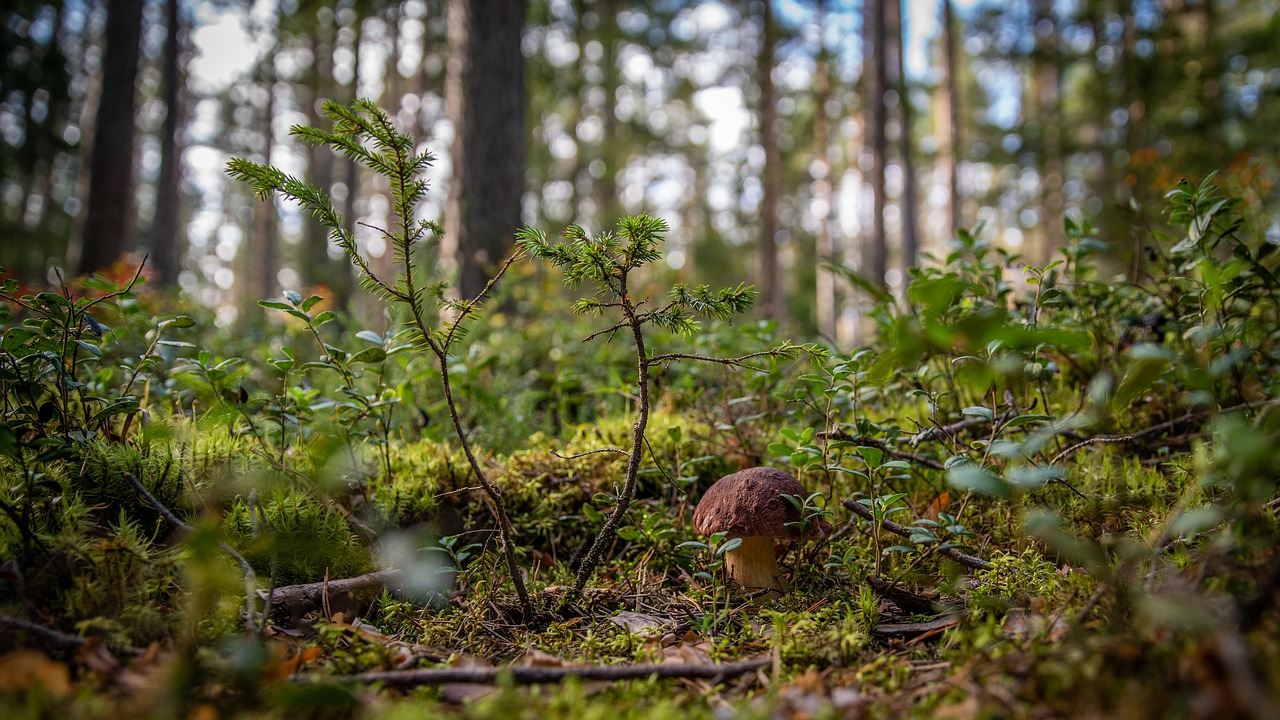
[{"left": 1, "top": 0, "right": 1277, "bottom": 338}]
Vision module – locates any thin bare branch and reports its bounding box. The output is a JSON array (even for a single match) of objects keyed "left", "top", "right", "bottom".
[
  {"left": 551, "top": 447, "right": 631, "bottom": 461},
  {"left": 320, "top": 656, "right": 771, "bottom": 687},
  {"left": 583, "top": 320, "right": 628, "bottom": 344},
  {"left": 0, "top": 615, "right": 144, "bottom": 657},
  {"left": 646, "top": 349, "right": 780, "bottom": 372}
]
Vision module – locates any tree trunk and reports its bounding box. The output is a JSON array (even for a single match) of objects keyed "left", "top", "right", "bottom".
[
  {"left": 863, "top": 0, "right": 888, "bottom": 291},
  {"left": 940, "top": 0, "right": 961, "bottom": 240},
  {"left": 151, "top": 0, "right": 183, "bottom": 287},
  {"left": 813, "top": 0, "right": 836, "bottom": 339},
  {"left": 76, "top": 0, "right": 144, "bottom": 276},
  {"left": 758, "top": 0, "right": 783, "bottom": 321},
  {"left": 341, "top": 8, "right": 363, "bottom": 265},
  {"left": 1032, "top": 0, "right": 1062, "bottom": 266},
  {"left": 249, "top": 67, "right": 277, "bottom": 304},
  {"left": 442, "top": 0, "right": 527, "bottom": 300},
  {"left": 888, "top": 0, "right": 918, "bottom": 270},
  {"left": 593, "top": 0, "right": 622, "bottom": 227}
]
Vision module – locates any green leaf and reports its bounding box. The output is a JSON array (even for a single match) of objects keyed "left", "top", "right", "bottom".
[
  {"left": 947, "top": 464, "right": 1009, "bottom": 498},
  {"left": 716, "top": 537, "right": 743, "bottom": 556},
  {"left": 0, "top": 423, "right": 17, "bottom": 458},
  {"left": 856, "top": 446, "right": 884, "bottom": 468},
  {"left": 89, "top": 398, "right": 140, "bottom": 423},
  {"left": 349, "top": 347, "right": 387, "bottom": 364},
  {"left": 961, "top": 406, "right": 995, "bottom": 422}
]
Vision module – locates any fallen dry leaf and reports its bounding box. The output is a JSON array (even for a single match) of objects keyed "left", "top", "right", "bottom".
[
  {"left": 608, "top": 611, "right": 670, "bottom": 636},
  {"left": 0, "top": 650, "right": 72, "bottom": 697}
]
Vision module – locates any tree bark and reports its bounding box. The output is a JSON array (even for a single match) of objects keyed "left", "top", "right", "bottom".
[
  {"left": 888, "top": 0, "right": 918, "bottom": 270},
  {"left": 249, "top": 66, "right": 277, "bottom": 304},
  {"left": 813, "top": 0, "right": 836, "bottom": 339},
  {"left": 151, "top": 0, "right": 183, "bottom": 287},
  {"left": 302, "top": 18, "right": 347, "bottom": 301},
  {"left": 442, "top": 0, "right": 527, "bottom": 301},
  {"left": 1032, "top": 0, "right": 1062, "bottom": 266},
  {"left": 863, "top": 0, "right": 888, "bottom": 291},
  {"left": 758, "top": 0, "right": 783, "bottom": 321},
  {"left": 76, "top": 0, "right": 144, "bottom": 276},
  {"left": 941, "top": 0, "right": 961, "bottom": 239}
]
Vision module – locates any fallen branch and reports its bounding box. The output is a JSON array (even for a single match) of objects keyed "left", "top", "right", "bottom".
[
  {"left": 0, "top": 615, "right": 143, "bottom": 658},
  {"left": 874, "top": 614, "right": 962, "bottom": 636},
  {"left": 318, "top": 656, "right": 770, "bottom": 687},
  {"left": 261, "top": 568, "right": 403, "bottom": 621},
  {"left": 842, "top": 498, "right": 992, "bottom": 571},
  {"left": 867, "top": 575, "right": 956, "bottom": 615},
  {"left": 912, "top": 410, "right": 1017, "bottom": 445}
]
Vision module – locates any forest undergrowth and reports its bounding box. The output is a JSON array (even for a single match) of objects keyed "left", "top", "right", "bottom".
[{"left": 1, "top": 102, "right": 1278, "bottom": 719}]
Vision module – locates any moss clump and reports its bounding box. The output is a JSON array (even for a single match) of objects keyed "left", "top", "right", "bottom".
[{"left": 223, "top": 489, "right": 373, "bottom": 585}]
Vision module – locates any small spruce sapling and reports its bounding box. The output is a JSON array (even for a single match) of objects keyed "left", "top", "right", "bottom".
[
  {"left": 516, "top": 216, "right": 800, "bottom": 608},
  {"left": 226, "top": 99, "right": 533, "bottom": 621}
]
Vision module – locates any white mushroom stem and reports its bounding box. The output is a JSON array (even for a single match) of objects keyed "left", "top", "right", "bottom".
[{"left": 724, "top": 536, "right": 787, "bottom": 595}]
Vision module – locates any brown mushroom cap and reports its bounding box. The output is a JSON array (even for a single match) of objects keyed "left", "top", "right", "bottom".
[{"left": 692, "top": 467, "right": 832, "bottom": 541}]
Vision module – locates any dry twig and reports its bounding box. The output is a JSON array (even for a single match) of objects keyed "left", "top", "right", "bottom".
[{"left": 319, "top": 656, "right": 771, "bottom": 687}]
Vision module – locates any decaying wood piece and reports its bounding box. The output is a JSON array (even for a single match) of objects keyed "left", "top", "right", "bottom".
[
  {"left": 867, "top": 575, "right": 958, "bottom": 616},
  {"left": 262, "top": 569, "right": 403, "bottom": 622},
  {"left": 317, "top": 655, "right": 771, "bottom": 687},
  {"left": 874, "top": 615, "right": 962, "bottom": 636}
]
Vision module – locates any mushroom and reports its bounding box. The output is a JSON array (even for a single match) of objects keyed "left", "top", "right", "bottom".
[{"left": 692, "top": 466, "right": 831, "bottom": 597}]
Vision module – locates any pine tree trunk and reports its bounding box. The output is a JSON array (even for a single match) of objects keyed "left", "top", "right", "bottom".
[
  {"left": 863, "top": 0, "right": 888, "bottom": 291},
  {"left": 888, "top": 0, "right": 918, "bottom": 270},
  {"left": 443, "top": 0, "right": 527, "bottom": 300},
  {"left": 1032, "top": 0, "right": 1062, "bottom": 266},
  {"left": 941, "top": 0, "right": 961, "bottom": 239},
  {"left": 249, "top": 68, "right": 276, "bottom": 304},
  {"left": 76, "top": 0, "right": 144, "bottom": 276},
  {"left": 151, "top": 0, "right": 183, "bottom": 287},
  {"left": 758, "top": 0, "right": 783, "bottom": 321},
  {"left": 813, "top": 0, "right": 836, "bottom": 339}
]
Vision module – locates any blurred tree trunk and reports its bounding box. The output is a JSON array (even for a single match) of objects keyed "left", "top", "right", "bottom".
[
  {"left": 302, "top": 8, "right": 353, "bottom": 304},
  {"left": 863, "top": 0, "right": 887, "bottom": 291},
  {"left": 758, "top": 0, "right": 782, "bottom": 322},
  {"left": 593, "top": 0, "right": 622, "bottom": 227},
  {"left": 341, "top": 7, "right": 363, "bottom": 265},
  {"left": 248, "top": 65, "right": 277, "bottom": 305},
  {"left": 567, "top": 0, "right": 586, "bottom": 224},
  {"left": 813, "top": 0, "right": 836, "bottom": 339},
  {"left": 151, "top": 0, "right": 183, "bottom": 287},
  {"left": 443, "top": 0, "right": 527, "bottom": 300},
  {"left": 1031, "top": 0, "right": 1062, "bottom": 265},
  {"left": 75, "top": 0, "right": 144, "bottom": 276},
  {"left": 888, "top": 0, "right": 918, "bottom": 270},
  {"left": 1198, "top": 0, "right": 1221, "bottom": 151},
  {"left": 940, "top": 0, "right": 960, "bottom": 240}
]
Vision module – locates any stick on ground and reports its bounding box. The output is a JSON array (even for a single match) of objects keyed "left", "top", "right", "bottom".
[{"left": 318, "top": 656, "right": 771, "bottom": 687}]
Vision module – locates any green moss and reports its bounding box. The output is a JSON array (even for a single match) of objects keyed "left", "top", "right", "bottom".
[{"left": 223, "top": 489, "right": 373, "bottom": 585}]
